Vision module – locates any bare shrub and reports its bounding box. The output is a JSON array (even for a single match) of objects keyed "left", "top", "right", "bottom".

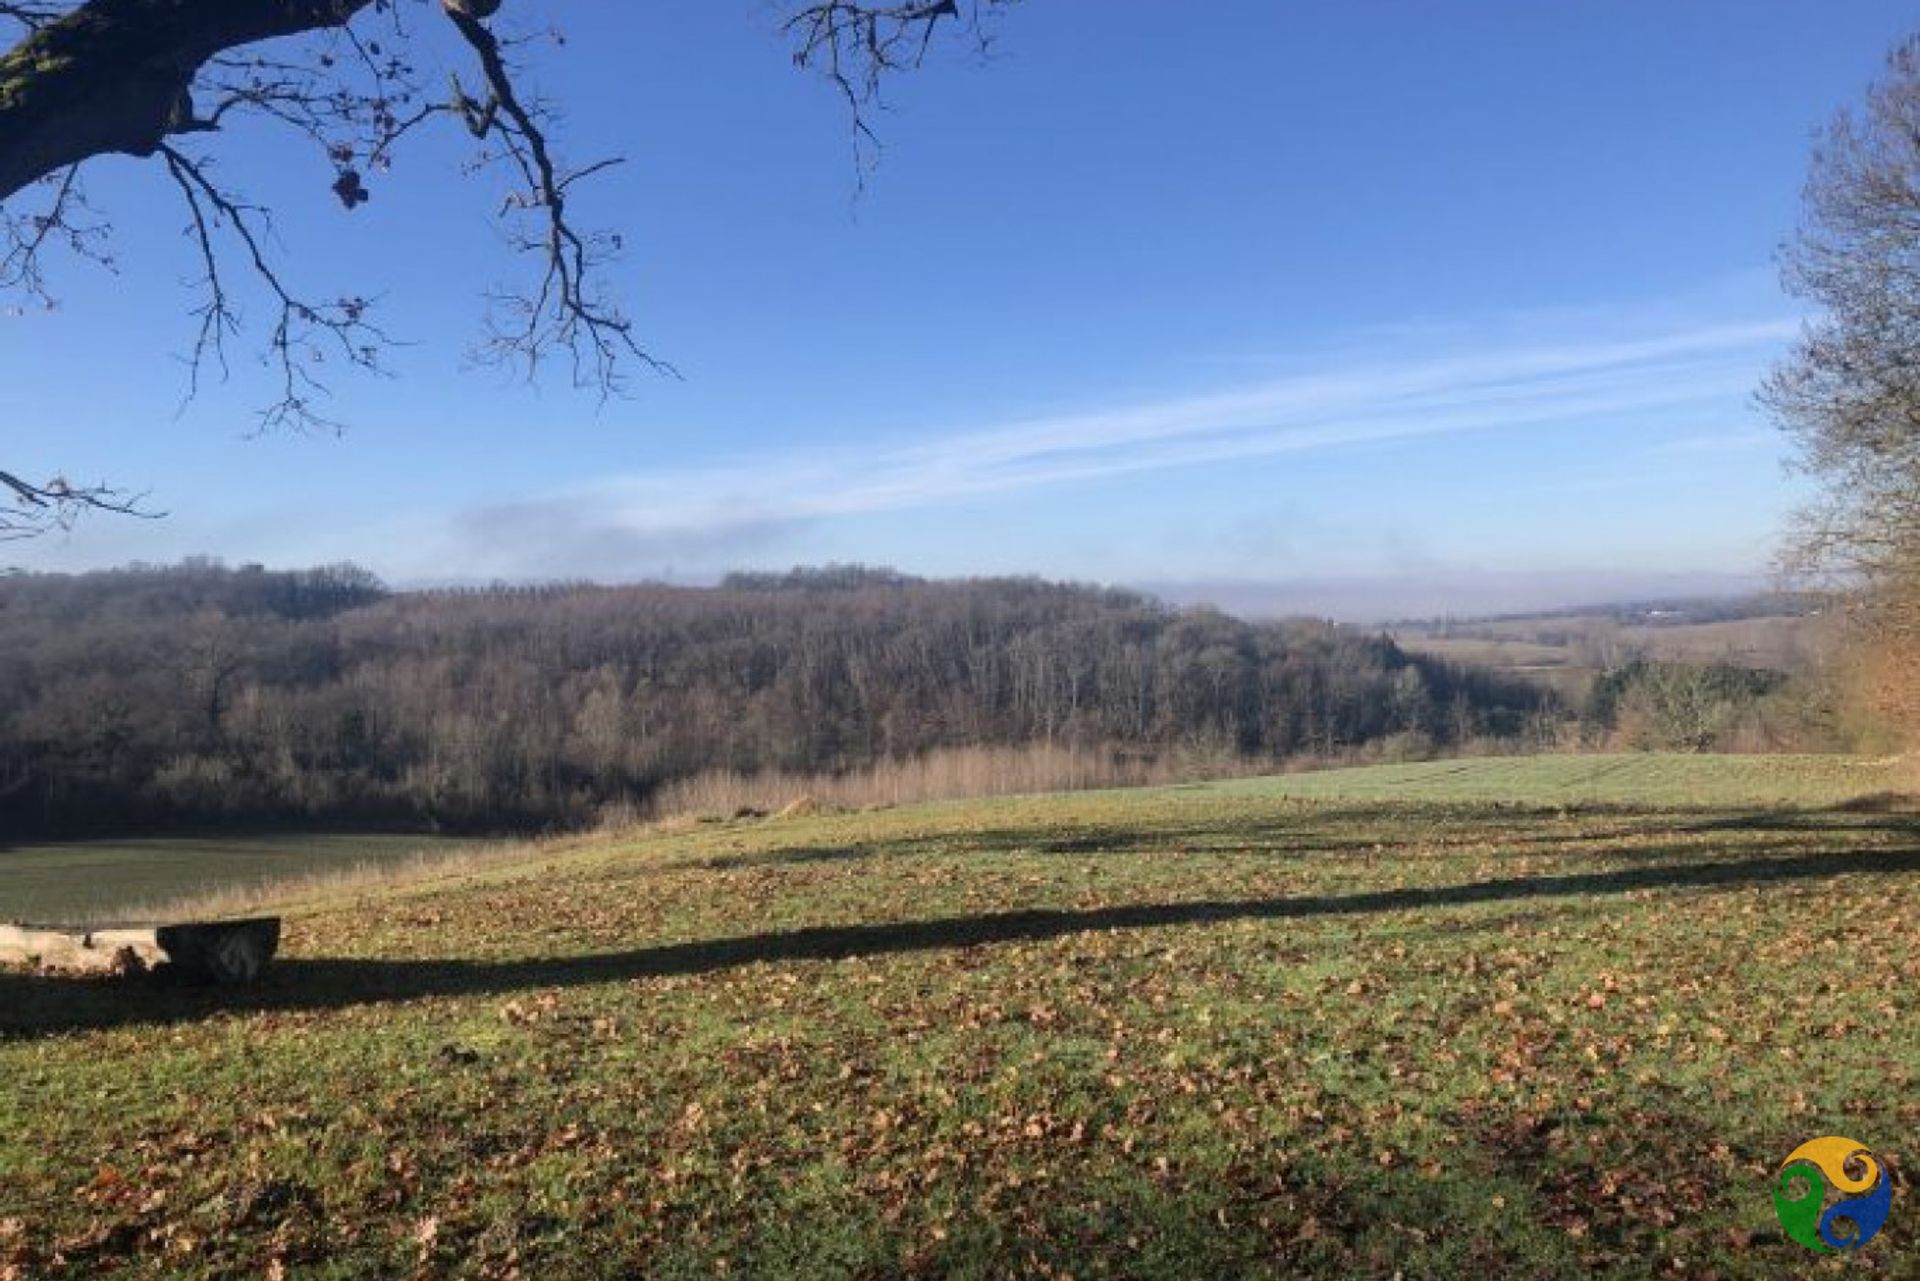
[{"left": 641, "top": 742, "right": 1263, "bottom": 821}]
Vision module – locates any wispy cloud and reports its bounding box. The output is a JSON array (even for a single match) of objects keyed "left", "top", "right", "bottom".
[
  {"left": 407, "top": 311, "right": 1796, "bottom": 578},
  {"left": 1645, "top": 428, "right": 1780, "bottom": 456}
]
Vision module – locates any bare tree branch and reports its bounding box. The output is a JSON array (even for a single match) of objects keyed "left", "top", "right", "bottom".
[
  {"left": 785, "top": 1, "right": 1006, "bottom": 180},
  {"left": 0, "top": 1, "right": 61, "bottom": 35},
  {"left": 0, "top": 467, "right": 157, "bottom": 539},
  {"left": 0, "top": 0, "right": 387, "bottom": 202},
  {"left": 0, "top": 161, "right": 112, "bottom": 306},
  {"left": 442, "top": 5, "right": 667, "bottom": 392},
  {"left": 1, "top": 0, "right": 1016, "bottom": 535},
  {"left": 159, "top": 141, "right": 390, "bottom": 432}
]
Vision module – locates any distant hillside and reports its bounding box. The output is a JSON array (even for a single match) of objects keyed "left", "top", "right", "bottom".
[{"left": 0, "top": 562, "right": 1552, "bottom": 836}]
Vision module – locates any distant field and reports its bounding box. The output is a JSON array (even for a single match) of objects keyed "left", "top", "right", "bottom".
[
  {"left": 0, "top": 831, "right": 486, "bottom": 923},
  {"left": 1, "top": 754, "right": 1914, "bottom": 1278},
  {"left": 1393, "top": 611, "right": 1833, "bottom": 701},
  {"left": 1390, "top": 634, "right": 1591, "bottom": 697},
  {"left": 1210, "top": 752, "right": 1907, "bottom": 808}
]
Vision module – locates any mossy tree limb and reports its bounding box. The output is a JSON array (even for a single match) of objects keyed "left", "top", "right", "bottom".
[{"left": 0, "top": 0, "right": 374, "bottom": 202}]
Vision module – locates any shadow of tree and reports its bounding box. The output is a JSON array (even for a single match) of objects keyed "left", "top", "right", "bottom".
[
  {"left": 722, "top": 807, "right": 1920, "bottom": 866},
  {"left": 4, "top": 844, "right": 1913, "bottom": 1038}
]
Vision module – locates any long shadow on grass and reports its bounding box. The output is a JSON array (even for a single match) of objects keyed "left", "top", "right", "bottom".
[
  {"left": 4, "top": 844, "right": 1915, "bottom": 1038},
  {"left": 789, "top": 808, "right": 1920, "bottom": 867}
]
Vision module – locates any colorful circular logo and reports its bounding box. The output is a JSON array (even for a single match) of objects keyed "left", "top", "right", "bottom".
[{"left": 1774, "top": 1136, "right": 1893, "bottom": 1252}]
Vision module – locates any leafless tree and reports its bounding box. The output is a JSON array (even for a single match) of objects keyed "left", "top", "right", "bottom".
[
  {"left": 0, "top": 0, "right": 1008, "bottom": 535},
  {"left": 1764, "top": 32, "right": 1920, "bottom": 585}
]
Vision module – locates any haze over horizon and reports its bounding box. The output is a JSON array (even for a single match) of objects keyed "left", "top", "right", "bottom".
[{"left": 8, "top": 2, "right": 1912, "bottom": 617}]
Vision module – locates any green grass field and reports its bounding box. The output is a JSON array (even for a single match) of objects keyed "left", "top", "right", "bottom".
[
  {"left": 1, "top": 754, "right": 1914, "bottom": 1278},
  {"left": 1212, "top": 752, "right": 1908, "bottom": 808},
  {"left": 0, "top": 832, "right": 488, "bottom": 923}
]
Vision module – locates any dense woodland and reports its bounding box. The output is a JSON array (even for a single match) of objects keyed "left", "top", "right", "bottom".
[{"left": 0, "top": 562, "right": 1555, "bottom": 836}]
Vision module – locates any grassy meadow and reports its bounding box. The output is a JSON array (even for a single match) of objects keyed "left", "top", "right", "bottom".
[
  {"left": 1221, "top": 752, "right": 1909, "bottom": 807},
  {"left": 0, "top": 832, "right": 490, "bottom": 924},
  {"left": 0, "top": 754, "right": 1915, "bottom": 1278}
]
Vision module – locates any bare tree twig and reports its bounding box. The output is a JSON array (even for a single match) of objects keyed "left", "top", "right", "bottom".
[
  {"left": 442, "top": 5, "right": 669, "bottom": 393},
  {"left": 0, "top": 163, "right": 113, "bottom": 306},
  {"left": 0, "top": 467, "right": 158, "bottom": 539},
  {"left": 159, "top": 141, "right": 391, "bottom": 433},
  {"left": 784, "top": 0, "right": 1002, "bottom": 180}
]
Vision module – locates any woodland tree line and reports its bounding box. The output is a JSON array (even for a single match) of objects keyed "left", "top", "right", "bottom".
[{"left": 0, "top": 562, "right": 1555, "bottom": 836}]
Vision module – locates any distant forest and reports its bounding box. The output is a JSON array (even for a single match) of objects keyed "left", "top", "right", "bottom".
[{"left": 0, "top": 562, "right": 1554, "bottom": 836}]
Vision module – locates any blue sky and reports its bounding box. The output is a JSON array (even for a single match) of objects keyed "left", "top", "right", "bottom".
[{"left": 5, "top": 1, "right": 1914, "bottom": 617}]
